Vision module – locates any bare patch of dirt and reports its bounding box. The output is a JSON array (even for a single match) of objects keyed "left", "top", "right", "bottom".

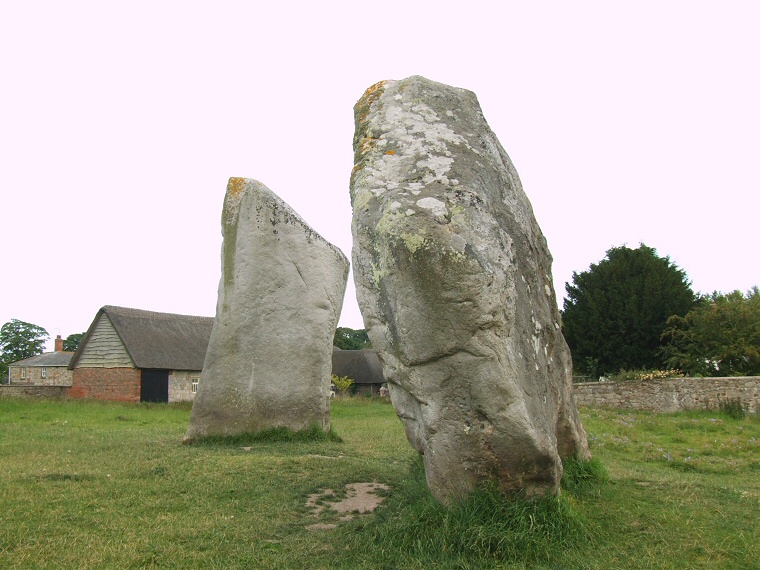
[
  {"left": 305, "top": 482, "right": 389, "bottom": 531},
  {"left": 305, "top": 522, "right": 338, "bottom": 531}
]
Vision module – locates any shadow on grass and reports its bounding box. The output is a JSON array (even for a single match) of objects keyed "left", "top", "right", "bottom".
[{"left": 183, "top": 424, "right": 343, "bottom": 447}]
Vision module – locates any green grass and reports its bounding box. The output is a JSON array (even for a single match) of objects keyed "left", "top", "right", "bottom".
[{"left": 0, "top": 398, "right": 757, "bottom": 569}]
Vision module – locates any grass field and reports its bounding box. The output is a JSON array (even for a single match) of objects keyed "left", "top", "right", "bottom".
[{"left": 0, "top": 397, "right": 757, "bottom": 569}]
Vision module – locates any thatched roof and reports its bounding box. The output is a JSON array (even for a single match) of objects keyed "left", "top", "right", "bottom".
[
  {"left": 9, "top": 351, "right": 74, "bottom": 367},
  {"left": 331, "top": 348, "right": 385, "bottom": 386},
  {"left": 70, "top": 306, "right": 214, "bottom": 371}
]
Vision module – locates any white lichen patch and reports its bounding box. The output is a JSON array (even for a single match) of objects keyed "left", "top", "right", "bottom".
[
  {"left": 416, "top": 197, "right": 448, "bottom": 218},
  {"left": 450, "top": 234, "right": 467, "bottom": 253},
  {"left": 357, "top": 85, "right": 474, "bottom": 200},
  {"left": 416, "top": 156, "right": 454, "bottom": 180},
  {"left": 533, "top": 334, "right": 542, "bottom": 356}
]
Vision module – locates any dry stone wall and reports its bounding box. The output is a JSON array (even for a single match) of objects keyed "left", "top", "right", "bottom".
[
  {"left": 574, "top": 377, "right": 759, "bottom": 414},
  {"left": 0, "top": 385, "right": 69, "bottom": 399}
]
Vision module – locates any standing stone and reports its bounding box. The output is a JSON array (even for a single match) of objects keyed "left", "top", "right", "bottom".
[
  {"left": 185, "top": 178, "right": 349, "bottom": 439},
  {"left": 350, "top": 77, "right": 590, "bottom": 504}
]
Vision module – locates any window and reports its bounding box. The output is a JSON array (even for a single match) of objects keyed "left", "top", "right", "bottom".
[
  {"left": 41, "top": 367, "right": 47, "bottom": 379},
  {"left": 191, "top": 377, "right": 199, "bottom": 393},
  {"left": 21, "top": 367, "right": 26, "bottom": 379}
]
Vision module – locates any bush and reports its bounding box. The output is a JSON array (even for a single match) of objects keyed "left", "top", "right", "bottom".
[
  {"left": 608, "top": 369, "right": 684, "bottom": 382},
  {"left": 331, "top": 374, "right": 354, "bottom": 396}
]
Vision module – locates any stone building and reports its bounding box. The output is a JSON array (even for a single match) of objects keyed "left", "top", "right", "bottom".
[
  {"left": 68, "top": 306, "right": 214, "bottom": 403},
  {"left": 7, "top": 335, "right": 74, "bottom": 386},
  {"left": 5, "top": 305, "right": 383, "bottom": 404}
]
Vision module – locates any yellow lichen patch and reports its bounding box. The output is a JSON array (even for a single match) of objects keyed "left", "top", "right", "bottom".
[
  {"left": 400, "top": 232, "right": 428, "bottom": 254},
  {"left": 356, "top": 80, "right": 389, "bottom": 124},
  {"left": 227, "top": 177, "right": 246, "bottom": 199},
  {"left": 385, "top": 150, "right": 395, "bottom": 156},
  {"left": 362, "top": 80, "right": 388, "bottom": 101},
  {"left": 360, "top": 137, "right": 378, "bottom": 155}
]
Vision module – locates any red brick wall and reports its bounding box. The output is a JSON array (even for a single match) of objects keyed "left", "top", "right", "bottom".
[{"left": 69, "top": 368, "right": 141, "bottom": 402}]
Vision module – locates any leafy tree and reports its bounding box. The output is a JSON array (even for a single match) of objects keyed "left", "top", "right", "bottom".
[
  {"left": 331, "top": 374, "right": 355, "bottom": 397},
  {"left": 661, "top": 287, "right": 760, "bottom": 376},
  {"left": 0, "top": 319, "right": 50, "bottom": 381},
  {"left": 63, "top": 332, "right": 86, "bottom": 352},
  {"left": 561, "top": 244, "right": 696, "bottom": 377},
  {"left": 333, "top": 327, "right": 371, "bottom": 350}
]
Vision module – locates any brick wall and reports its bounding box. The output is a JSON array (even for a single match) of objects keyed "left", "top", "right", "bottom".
[
  {"left": 69, "top": 368, "right": 141, "bottom": 402},
  {"left": 574, "top": 376, "right": 759, "bottom": 414}
]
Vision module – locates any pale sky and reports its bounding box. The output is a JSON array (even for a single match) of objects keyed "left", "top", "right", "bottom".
[{"left": 2, "top": 1, "right": 758, "bottom": 351}]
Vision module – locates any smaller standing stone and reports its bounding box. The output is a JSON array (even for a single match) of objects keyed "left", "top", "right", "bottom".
[{"left": 185, "top": 178, "right": 349, "bottom": 439}]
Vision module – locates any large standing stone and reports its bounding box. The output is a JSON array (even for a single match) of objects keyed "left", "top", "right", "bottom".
[
  {"left": 185, "top": 178, "right": 349, "bottom": 439},
  {"left": 350, "top": 77, "right": 590, "bottom": 504}
]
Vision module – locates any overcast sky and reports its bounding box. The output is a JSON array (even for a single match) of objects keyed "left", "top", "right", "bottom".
[{"left": 2, "top": 1, "right": 758, "bottom": 351}]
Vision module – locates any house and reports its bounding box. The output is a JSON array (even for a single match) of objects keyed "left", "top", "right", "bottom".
[
  {"left": 331, "top": 348, "right": 386, "bottom": 396},
  {"left": 6, "top": 335, "right": 74, "bottom": 386},
  {"left": 5, "top": 303, "right": 383, "bottom": 403},
  {"left": 68, "top": 305, "right": 214, "bottom": 403}
]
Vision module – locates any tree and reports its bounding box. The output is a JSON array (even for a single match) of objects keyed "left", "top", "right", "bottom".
[
  {"left": 333, "top": 327, "right": 371, "bottom": 350},
  {"left": 63, "top": 332, "right": 86, "bottom": 352},
  {"left": 661, "top": 287, "right": 760, "bottom": 376},
  {"left": 331, "top": 374, "right": 355, "bottom": 397},
  {"left": 561, "top": 244, "right": 696, "bottom": 377},
  {"left": 0, "top": 319, "right": 50, "bottom": 381}
]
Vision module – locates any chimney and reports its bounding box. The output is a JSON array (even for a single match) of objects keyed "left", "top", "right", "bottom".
[{"left": 55, "top": 335, "right": 64, "bottom": 352}]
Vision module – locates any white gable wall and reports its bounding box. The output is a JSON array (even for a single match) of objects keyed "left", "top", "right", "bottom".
[{"left": 76, "top": 314, "right": 135, "bottom": 368}]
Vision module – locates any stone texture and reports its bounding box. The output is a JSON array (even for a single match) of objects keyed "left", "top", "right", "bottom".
[
  {"left": 185, "top": 178, "right": 349, "bottom": 439},
  {"left": 574, "top": 376, "right": 759, "bottom": 414},
  {"left": 350, "top": 76, "right": 590, "bottom": 503}
]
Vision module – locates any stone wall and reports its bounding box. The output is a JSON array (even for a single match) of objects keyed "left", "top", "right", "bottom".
[
  {"left": 0, "top": 385, "right": 70, "bottom": 399},
  {"left": 169, "top": 370, "right": 200, "bottom": 402},
  {"left": 574, "top": 377, "right": 759, "bottom": 414},
  {"left": 8, "top": 366, "right": 73, "bottom": 386}
]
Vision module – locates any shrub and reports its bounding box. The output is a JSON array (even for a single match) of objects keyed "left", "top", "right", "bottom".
[
  {"left": 331, "top": 374, "right": 354, "bottom": 397},
  {"left": 637, "top": 369, "right": 684, "bottom": 381},
  {"left": 608, "top": 369, "right": 684, "bottom": 382}
]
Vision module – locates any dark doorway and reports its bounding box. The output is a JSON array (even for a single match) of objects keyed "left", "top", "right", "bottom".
[{"left": 141, "top": 369, "right": 169, "bottom": 403}]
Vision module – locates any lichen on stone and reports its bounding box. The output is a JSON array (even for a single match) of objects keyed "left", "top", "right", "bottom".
[{"left": 224, "top": 177, "right": 247, "bottom": 227}]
